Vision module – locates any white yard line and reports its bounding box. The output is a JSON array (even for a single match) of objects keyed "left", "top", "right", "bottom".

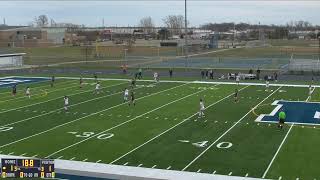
[
  {"left": 0, "top": 83, "right": 187, "bottom": 149},
  {"left": 262, "top": 124, "right": 294, "bottom": 178},
  {"left": 45, "top": 86, "right": 205, "bottom": 158},
  {"left": 0, "top": 81, "right": 127, "bottom": 115},
  {"left": 182, "top": 86, "right": 281, "bottom": 171},
  {"left": 19, "top": 75, "right": 319, "bottom": 88},
  {"left": 109, "top": 85, "right": 249, "bottom": 164}
]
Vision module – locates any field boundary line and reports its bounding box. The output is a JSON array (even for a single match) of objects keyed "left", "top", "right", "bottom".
[
  {"left": 109, "top": 85, "right": 249, "bottom": 164},
  {"left": 0, "top": 82, "right": 188, "bottom": 149},
  {"left": 45, "top": 85, "right": 208, "bottom": 158},
  {"left": 0, "top": 81, "right": 127, "bottom": 114},
  {"left": 182, "top": 86, "right": 282, "bottom": 171},
  {"left": 18, "top": 76, "right": 317, "bottom": 88},
  {"left": 2, "top": 82, "right": 158, "bottom": 126},
  {"left": 261, "top": 124, "right": 294, "bottom": 178}
]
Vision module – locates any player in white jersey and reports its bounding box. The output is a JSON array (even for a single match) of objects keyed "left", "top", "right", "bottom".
[
  {"left": 308, "top": 84, "right": 313, "bottom": 100},
  {"left": 199, "top": 98, "right": 205, "bottom": 118},
  {"left": 25, "top": 87, "right": 31, "bottom": 98},
  {"left": 95, "top": 82, "right": 101, "bottom": 94},
  {"left": 124, "top": 88, "right": 129, "bottom": 102},
  {"left": 265, "top": 80, "right": 270, "bottom": 91},
  {"left": 64, "top": 96, "right": 69, "bottom": 111},
  {"left": 235, "top": 75, "right": 240, "bottom": 85},
  {"left": 154, "top": 72, "right": 159, "bottom": 82}
]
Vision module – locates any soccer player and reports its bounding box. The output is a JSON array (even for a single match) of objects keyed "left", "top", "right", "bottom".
[
  {"left": 25, "top": 86, "right": 31, "bottom": 98},
  {"left": 235, "top": 75, "right": 240, "bottom": 85},
  {"left": 308, "top": 84, "right": 313, "bottom": 100},
  {"left": 265, "top": 80, "right": 270, "bottom": 91},
  {"left": 199, "top": 98, "right": 205, "bottom": 118},
  {"left": 129, "top": 91, "right": 135, "bottom": 106},
  {"left": 234, "top": 88, "right": 239, "bottom": 103},
  {"left": 80, "top": 77, "right": 83, "bottom": 88},
  {"left": 131, "top": 78, "right": 136, "bottom": 88},
  {"left": 154, "top": 72, "right": 159, "bottom": 82},
  {"left": 95, "top": 82, "right": 101, "bottom": 94},
  {"left": 123, "top": 88, "right": 129, "bottom": 102},
  {"left": 64, "top": 96, "right": 69, "bottom": 111},
  {"left": 278, "top": 109, "right": 286, "bottom": 129},
  {"left": 12, "top": 84, "right": 17, "bottom": 96},
  {"left": 51, "top": 76, "right": 55, "bottom": 87}
]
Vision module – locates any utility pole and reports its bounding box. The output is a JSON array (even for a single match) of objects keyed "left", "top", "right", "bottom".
[{"left": 184, "top": 0, "right": 188, "bottom": 69}]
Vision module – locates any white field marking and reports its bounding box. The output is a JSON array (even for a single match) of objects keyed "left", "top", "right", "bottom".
[
  {"left": 57, "top": 156, "right": 63, "bottom": 159},
  {"left": 32, "top": 154, "right": 38, "bottom": 157},
  {"left": 45, "top": 86, "right": 205, "bottom": 158},
  {"left": 0, "top": 81, "right": 127, "bottom": 115},
  {"left": 2, "top": 81, "right": 152, "bottom": 127},
  {"left": 166, "top": 166, "right": 171, "bottom": 170},
  {"left": 212, "top": 171, "right": 216, "bottom": 174},
  {"left": 0, "top": 83, "right": 187, "bottom": 150},
  {"left": 95, "top": 160, "right": 102, "bottom": 163},
  {"left": 23, "top": 75, "right": 320, "bottom": 88},
  {"left": 8, "top": 152, "right": 14, "bottom": 155},
  {"left": 262, "top": 123, "right": 294, "bottom": 178},
  {"left": 197, "top": 169, "right": 201, "bottom": 173},
  {"left": 82, "top": 158, "right": 88, "bottom": 162},
  {"left": 19, "top": 153, "right": 26, "bottom": 156},
  {"left": 182, "top": 87, "right": 281, "bottom": 171},
  {"left": 138, "top": 164, "right": 143, "bottom": 167},
  {"left": 109, "top": 85, "right": 249, "bottom": 164},
  {"left": 278, "top": 176, "right": 282, "bottom": 180},
  {"left": 0, "top": 82, "right": 80, "bottom": 103},
  {"left": 70, "top": 157, "right": 76, "bottom": 160},
  {"left": 245, "top": 173, "right": 249, "bottom": 177},
  {"left": 228, "top": 172, "right": 232, "bottom": 176},
  {"left": 123, "top": 162, "right": 129, "bottom": 165},
  {"left": 152, "top": 165, "right": 157, "bottom": 168}
]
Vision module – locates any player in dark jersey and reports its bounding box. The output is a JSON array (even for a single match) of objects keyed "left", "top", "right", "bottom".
[
  {"left": 94, "top": 73, "right": 98, "bottom": 82},
  {"left": 234, "top": 88, "right": 239, "bottom": 103},
  {"left": 131, "top": 78, "right": 136, "bottom": 88},
  {"left": 12, "top": 84, "right": 17, "bottom": 96},
  {"left": 80, "top": 77, "right": 83, "bottom": 88},
  {"left": 51, "top": 76, "right": 55, "bottom": 87},
  {"left": 129, "top": 91, "right": 135, "bottom": 106}
]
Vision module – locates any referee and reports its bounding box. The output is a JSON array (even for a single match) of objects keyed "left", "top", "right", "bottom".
[{"left": 278, "top": 109, "right": 286, "bottom": 129}]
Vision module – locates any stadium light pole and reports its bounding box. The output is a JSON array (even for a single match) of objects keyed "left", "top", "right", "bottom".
[{"left": 184, "top": 0, "right": 189, "bottom": 69}]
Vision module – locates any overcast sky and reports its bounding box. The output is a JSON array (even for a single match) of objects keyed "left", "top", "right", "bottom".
[{"left": 1, "top": 1, "right": 320, "bottom": 27}]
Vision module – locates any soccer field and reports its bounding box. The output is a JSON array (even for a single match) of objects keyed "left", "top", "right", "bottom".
[{"left": 0, "top": 76, "right": 320, "bottom": 180}]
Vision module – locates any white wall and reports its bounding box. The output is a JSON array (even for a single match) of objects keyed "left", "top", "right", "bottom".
[{"left": 0, "top": 56, "right": 23, "bottom": 67}]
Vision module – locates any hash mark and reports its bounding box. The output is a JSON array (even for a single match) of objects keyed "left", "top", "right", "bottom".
[
  {"left": 245, "top": 173, "right": 249, "bottom": 177},
  {"left": 197, "top": 169, "right": 201, "bottom": 173},
  {"left": 228, "top": 172, "right": 232, "bottom": 175},
  {"left": 32, "top": 154, "right": 38, "bottom": 157},
  {"left": 70, "top": 157, "right": 76, "bottom": 160},
  {"left": 123, "top": 162, "right": 129, "bottom": 165},
  {"left": 96, "top": 160, "right": 102, "bottom": 163},
  {"left": 278, "top": 176, "right": 282, "bottom": 180},
  {"left": 20, "top": 153, "right": 26, "bottom": 156},
  {"left": 83, "top": 158, "right": 88, "bottom": 162},
  {"left": 138, "top": 164, "right": 143, "bottom": 167},
  {"left": 166, "top": 166, "right": 171, "bottom": 170},
  {"left": 8, "top": 152, "right": 14, "bottom": 155},
  {"left": 212, "top": 170, "right": 216, "bottom": 174},
  {"left": 152, "top": 165, "right": 157, "bottom": 168}
]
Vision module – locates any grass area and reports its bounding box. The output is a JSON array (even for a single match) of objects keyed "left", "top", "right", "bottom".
[{"left": 0, "top": 76, "right": 319, "bottom": 179}]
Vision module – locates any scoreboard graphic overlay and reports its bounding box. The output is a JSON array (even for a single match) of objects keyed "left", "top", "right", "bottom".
[{"left": 1, "top": 158, "right": 55, "bottom": 178}]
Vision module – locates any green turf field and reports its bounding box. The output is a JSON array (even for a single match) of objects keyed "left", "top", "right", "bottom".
[{"left": 0, "top": 77, "right": 319, "bottom": 180}]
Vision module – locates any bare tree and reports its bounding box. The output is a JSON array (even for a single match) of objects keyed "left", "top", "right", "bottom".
[
  {"left": 35, "top": 15, "right": 48, "bottom": 27},
  {"left": 138, "top": 16, "right": 155, "bottom": 34},
  {"left": 163, "top": 15, "right": 184, "bottom": 35}
]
